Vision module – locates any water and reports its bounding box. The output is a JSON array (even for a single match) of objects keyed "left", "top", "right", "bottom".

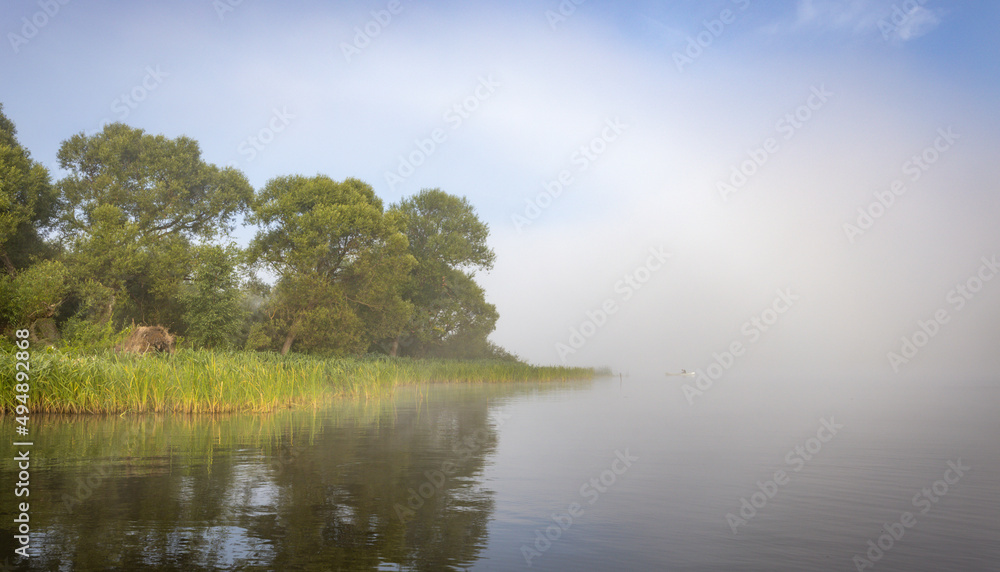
[{"left": 2, "top": 375, "right": 998, "bottom": 570}]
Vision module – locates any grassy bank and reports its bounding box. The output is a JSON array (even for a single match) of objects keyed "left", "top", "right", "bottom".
[{"left": 0, "top": 349, "right": 593, "bottom": 414}]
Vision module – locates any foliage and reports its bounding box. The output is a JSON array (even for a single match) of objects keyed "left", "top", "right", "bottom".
[
  {"left": 248, "top": 175, "right": 415, "bottom": 354},
  {"left": 0, "top": 103, "right": 59, "bottom": 275},
  {"left": 59, "top": 317, "right": 132, "bottom": 352},
  {"left": 178, "top": 244, "right": 247, "bottom": 349},
  {"left": 391, "top": 189, "right": 499, "bottom": 357},
  {"left": 253, "top": 272, "right": 368, "bottom": 355},
  {"left": 56, "top": 123, "right": 252, "bottom": 241},
  {"left": 0, "top": 109, "right": 528, "bottom": 364},
  {"left": 0, "top": 104, "right": 62, "bottom": 337},
  {"left": 396, "top": 188, "right": 495, "bottom": 272},
  {"left": 55, "top": 123, "right": 253, "bottom": 328},
  {"left": 0, "top": 258, "right": 69, "bottom": 331}
]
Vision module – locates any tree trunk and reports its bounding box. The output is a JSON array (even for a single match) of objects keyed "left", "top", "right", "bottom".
[
  {"left": 389, "top": 337, "right": 399, "bottom": 357},
  {"left": 281, "top": 331, "right": 296, "bottom": 355},
  {"left": 281, "top": 316, "right": 300, "bottom": 356},
  {"left": 99, "top": 295, "right": 116, "bottom": 325},
  {"left": 0, "top": 250, "right": 15, "bottom": 277}
]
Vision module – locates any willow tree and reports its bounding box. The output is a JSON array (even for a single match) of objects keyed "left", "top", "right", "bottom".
[
  {"left": 55, "top": 123, "right": 253, "bottom": 328},
  {"left": 0, "top": 104, "right": 65, "bottom": 333},
  {"left": 0, "top": 104, "right": 59, "bottom": 274},
  {"left": 247, "top": 175, "right": 414, "bottom": 355},
  {"left": 390, "top": 189, "right": 498, "bottom": 358}
]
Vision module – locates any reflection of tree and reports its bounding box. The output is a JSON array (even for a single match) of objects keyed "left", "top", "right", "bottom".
[
  {"left": 0, "top": 382, "right": 577, "bottom": 570},
  {"left": 251, "top": 393, "right": 498, "bottom": 571}
]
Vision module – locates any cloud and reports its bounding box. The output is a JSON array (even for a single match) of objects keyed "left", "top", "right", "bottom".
[
  {"left": 794, "top": 0, "right": 877, "bottom": 31},
  {"left": 785, "top": 0, "right": 942, "bottom": 42},
  {"left": 3, "top": 0, "right": 995, "bottom": 379},
  {"left": 638, "top": 14, "right": 689, "bottom": 45},
  {"left": 886, "top": 5, "right": 940, "bottom": 42}
]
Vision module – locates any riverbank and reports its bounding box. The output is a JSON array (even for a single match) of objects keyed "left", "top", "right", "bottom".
[{"left": 1, "top": 349, "right": 594, "bottom": 414}]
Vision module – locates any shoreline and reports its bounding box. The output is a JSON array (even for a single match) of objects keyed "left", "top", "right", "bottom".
[{"left": 1, "top": 348, "right": 594, "bottom": 415}]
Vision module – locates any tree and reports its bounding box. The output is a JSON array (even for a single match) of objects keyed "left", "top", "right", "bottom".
[
  {"left": 398, "top": 189, "right": 494, "bottom": 273},
  {"left": 247, "top": 175, "right": 415, "bottom": 355},
  {"left": 178, "top": 244, "right": 247, "bottom": 349},
  {"left": 0, "top": 103, "right": 59, "bottom": 276},
  {"left": 55, "top": 123, "right": 253, "bottom": 328},
  {"left": 0, "top": 104, "right": 63, "bottom": 335},
  {"left": 407, "top": 270, "right": 499, "bottom": 358},
  {"left": 390, "top": 189, "right": 500, "bottom": 358},
  {"left": 0, "top": 258, "right": 69, "bottom": 334}
]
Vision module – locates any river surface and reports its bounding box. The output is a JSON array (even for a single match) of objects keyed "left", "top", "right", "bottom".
[{"left": 2, "top": 374, "right": 998, "bottom": 571}]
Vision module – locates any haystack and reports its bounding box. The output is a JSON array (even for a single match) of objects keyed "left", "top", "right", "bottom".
[{"left": 118, "top": 326, "right": 176, "bottom": 354}]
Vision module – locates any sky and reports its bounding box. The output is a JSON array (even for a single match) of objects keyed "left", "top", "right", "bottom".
[{"left": 2, "top": 0, "right": 999, "bottom": 381}]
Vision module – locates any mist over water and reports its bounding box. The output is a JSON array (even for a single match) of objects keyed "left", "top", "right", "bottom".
[
  {"left": 2, "top": 377, "right": 996, "bottom": 570},
  {"left": 2, "top": 0, "right": 999, "bottom": 569},
  {"left": 480, "top": 375, "right": 998, "bottom": 570}
]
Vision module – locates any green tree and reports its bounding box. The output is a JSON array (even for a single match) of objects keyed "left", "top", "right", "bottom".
[
  {"left": 179, "top": 244, "right": 247, "bottom": 349},
  {"left": 0, "top": 258, "right": 69, "bottom": 335},
  {"left": 247, "top": 175, "right": 415, "bottom": 355},
  {"left": 0, "top": 104, "right": 63, "bottom": 335},
  {"left": 0, "top": 103, "right": 59, "bottom": 275},
  {"left": 55, "top": 123, "right": 253, "bottom": 329},
  {"left": 391, "top": 189, "right": 500, "bottom": 358}
]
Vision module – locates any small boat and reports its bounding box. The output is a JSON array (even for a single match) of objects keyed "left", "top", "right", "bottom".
[{"left": 665, "top": 369, "right": 696, "bottom": 376}]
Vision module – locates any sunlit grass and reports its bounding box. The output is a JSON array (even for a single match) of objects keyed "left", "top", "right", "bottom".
[{"left": 0, "top": 348, "right": 594, "bottom": 414}]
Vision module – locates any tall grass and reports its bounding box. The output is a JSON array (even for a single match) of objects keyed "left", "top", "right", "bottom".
[{"left": 0, "top": 349, "right": 593, "bottom": 414}]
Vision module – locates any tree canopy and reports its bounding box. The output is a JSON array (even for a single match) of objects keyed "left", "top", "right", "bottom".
[
  {"left": 391, "top": 189, "right": 501, "bottom": 358},
  {"left": 0, "top": 104, "right": 64, "bottom": 333},
  {"left": 247, "top": 175, "right": 415, "bottom": 355},
  {"left": 0, "top": 108, "right": 513, "bottom": 360},
  {"left": 57, "top": 123, "right": 251, "bottom": 241},
  {"left": 54, "top": 123, "right": 253, "bottom": 329},
  {"left": 0, "top": 103, "right": 58, "bottom": 275}
]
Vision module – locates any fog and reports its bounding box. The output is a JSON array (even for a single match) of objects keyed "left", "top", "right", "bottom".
[{"left": 3, "top": 0, "right": 998, "bottom": 383}]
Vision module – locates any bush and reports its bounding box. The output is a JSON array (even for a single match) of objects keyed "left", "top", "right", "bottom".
[{"left": 60, "top": 318, "right": 129, "bottom": 352}]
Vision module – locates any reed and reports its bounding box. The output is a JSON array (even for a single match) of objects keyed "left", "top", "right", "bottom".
[{"left": 1, "top": 348, "right": 593, "bottom": 414}]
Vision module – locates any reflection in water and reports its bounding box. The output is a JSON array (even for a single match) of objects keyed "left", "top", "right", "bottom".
[
  {"left": 2, "top": 378, "right": 999, "bottom": 570},
  {"left": 1, "top": 381, "right": 584, "bottom": 571}
]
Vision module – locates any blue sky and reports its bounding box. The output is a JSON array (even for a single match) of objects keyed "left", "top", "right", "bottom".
[{"left": 3, "top": 0, "right": 999, "bottom": 378}]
